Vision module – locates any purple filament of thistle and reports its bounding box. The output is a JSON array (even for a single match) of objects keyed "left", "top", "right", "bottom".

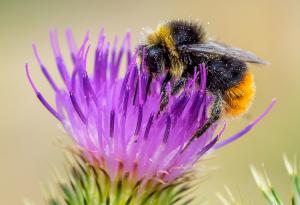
[
  {"left": 134, "top": 106, "right": 143, "bottom": 137},
  {"left": 198, "top": 122, "right": 226, "bottom": 156},
  {"left": 213, "top": 99, "right": 276, "bottom": 150},
  {"left": 50, "top": 31, "right": 70, "bottom": 86},
  {"left": 110, "top": 110, "right": 115, "bottom": 138},
  {"left": 115, "top": 33, "right": 129, "bottom": 69},
  {"left": 85, "top": 73, "right": 98, "bottom": 105},
  {"left": 25, "top": 64, "right": 63, "bottom": 121},
  {"left": 122, "top": 89, "right": 130, "bottom": 118},
  {"left": 163, "top": 114, "right": 172, "bottom": 143},
  {"left": 65, "top": 29, "right": 78, "bottom": 63},
  {"left": 32, "top": 44, "right": 60, "bottom": 93},
  {"left": 69, "top": 92, "right": 87, "bottom": 124},
  {"left": 144, "top": 113, "right": 154, "bottom": 140}
]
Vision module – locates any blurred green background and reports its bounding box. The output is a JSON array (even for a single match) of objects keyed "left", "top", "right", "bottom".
[{"left": 0, "top": 0, "right": 299, "bottom": 204}]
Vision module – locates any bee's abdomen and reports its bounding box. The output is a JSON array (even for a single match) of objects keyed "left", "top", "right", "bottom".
[
  {"left": 223, "top": 71, "right": 255, "bottom": 117},
  {"left": 206, "top": 56, "right": 247, "bottom": 92}
]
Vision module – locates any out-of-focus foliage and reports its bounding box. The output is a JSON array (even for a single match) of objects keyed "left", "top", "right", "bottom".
[{"left": 218, "top": 155, "right": 300, "bottom": 205}]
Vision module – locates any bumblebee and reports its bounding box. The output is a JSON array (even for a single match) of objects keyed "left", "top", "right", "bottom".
[{"left": 139, "top": 20, "right": 267, "bottom": 146}]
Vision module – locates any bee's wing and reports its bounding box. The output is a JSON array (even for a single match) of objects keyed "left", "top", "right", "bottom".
[{"left": 182, "top": 41, "right": 268, "bottom": 64}]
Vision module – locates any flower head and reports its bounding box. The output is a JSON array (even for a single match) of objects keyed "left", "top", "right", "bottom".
[
  {"left": 27, "top": 29, "right": 222, "bottom": 182},
  {"left": 26, "top": 29, "right": 275, "bottom": 204}
]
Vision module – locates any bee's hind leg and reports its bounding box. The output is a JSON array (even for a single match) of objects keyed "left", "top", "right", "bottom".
[{"left": 182, "top": 93, "right": 223, "bottom": 151}]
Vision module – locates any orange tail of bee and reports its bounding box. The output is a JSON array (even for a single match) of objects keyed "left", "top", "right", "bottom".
[{"left": 224, "top": 71, "right": 256, "bottom": 117}]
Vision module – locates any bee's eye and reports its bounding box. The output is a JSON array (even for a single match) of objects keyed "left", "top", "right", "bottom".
[{"left": 145, "top": 46, "right": 164, "bottom": 73}]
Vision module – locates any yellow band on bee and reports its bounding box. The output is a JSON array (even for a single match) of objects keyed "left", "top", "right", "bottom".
[
  {"left": 147, "top": 24, "right": 178, "bottom": 58},
  {"left": 147, "top": 24, "right": 183, "bottom": 78}
]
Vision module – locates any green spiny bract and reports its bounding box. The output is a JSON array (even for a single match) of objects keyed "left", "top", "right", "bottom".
[{"left": 42, "top": 154, "right": 195, "bottom": 205}]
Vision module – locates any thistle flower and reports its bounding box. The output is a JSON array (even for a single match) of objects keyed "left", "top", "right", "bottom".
[{"left": 26, "top": 29, "right": 275, "bottom": 204}]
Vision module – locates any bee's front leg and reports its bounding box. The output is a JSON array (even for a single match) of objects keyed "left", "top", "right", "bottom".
[
  {"left": 158, "top": 73, "right": 172, "bottom": 114},
  {"left": 171, "top": 75, "right": 188, "bottom": 96},
  {"left": 159, "top": 74, "right": 188, "bottom": 113}
]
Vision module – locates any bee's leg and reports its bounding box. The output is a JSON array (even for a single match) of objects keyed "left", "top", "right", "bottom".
[
  {"left": 170, "top": 75, "right": 188, "bottom": 96},
  {"left": 159, "top": 73, "right": 188, "bottom": 113},
  {"left": 159, "top": 72, "right": 172, "bottom": 114},
  {"left": 182, "top": 93, "right": 222, "bottom": 151},
  {"left": 193, "top": 93, "right": 222, "bottom": 138}
]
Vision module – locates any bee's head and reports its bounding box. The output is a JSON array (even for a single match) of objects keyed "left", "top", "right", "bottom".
[{"left": 142, "top": 45, "right": 165, "bottom": 75}]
